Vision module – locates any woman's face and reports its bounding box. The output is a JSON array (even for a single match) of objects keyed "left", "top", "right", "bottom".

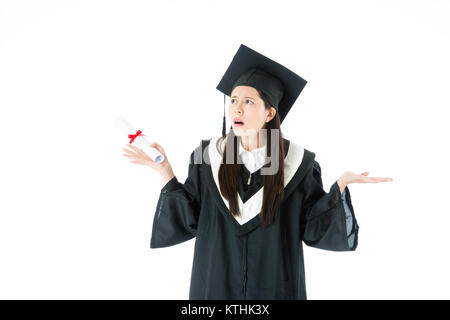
[{"left": 228, "top": 85, "right": 276, "bottom": 137}]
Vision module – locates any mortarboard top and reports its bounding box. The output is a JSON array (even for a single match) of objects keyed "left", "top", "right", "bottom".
[{"left": 216, "top": 44, "right": 308, "bottom": 137}]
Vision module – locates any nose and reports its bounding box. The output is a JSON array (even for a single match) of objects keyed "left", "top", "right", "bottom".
[
  {"left": 229, "top": 104, "right": 242, "bottom": 115},
  {"left": 233, "top": 110, "right": 242, "bottom": 119},
  {"left": 231, "top": 100, "right": 244, "bottom": 112}
]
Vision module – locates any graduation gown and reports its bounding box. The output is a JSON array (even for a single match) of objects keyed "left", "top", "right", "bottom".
[{"left": 150, "top": 136, "right": 359, "bottom": 300}]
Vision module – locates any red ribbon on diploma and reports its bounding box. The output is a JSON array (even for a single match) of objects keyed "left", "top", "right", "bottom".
[{"left": 128, "top": 130, "right": 145, "bottom": 144}]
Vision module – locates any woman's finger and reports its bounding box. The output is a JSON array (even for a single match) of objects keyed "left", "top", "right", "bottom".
[
  {"left": 124, "top": 145, "right": 138, "bottom": 153},
  {"left": 126, "top": 144, "right": 142, "bottom": 152},
  {"left": 130, "top": 147, "right": 146, "bottom": 156},
  {"left": 151, "top": 142, "right": 165, "bottom": 153},
  {"left": 366, "top": 177, "right": 393, "bottom": 183},
  {"left": 371, "top": 176, "right": 393, "bottom": 181},
  {"left": 150, "top": 142, "right": 160, "bottom": 151},
  {"left": 122, "top": 148, "right": 135, "bottom": 154}
]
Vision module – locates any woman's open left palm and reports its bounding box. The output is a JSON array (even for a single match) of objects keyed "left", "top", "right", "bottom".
[{"left": 343, "top": 171, "right": 393, "bottom": 185}]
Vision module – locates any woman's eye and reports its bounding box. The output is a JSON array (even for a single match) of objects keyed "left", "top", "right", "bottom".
[{"left": 230, "top": 99, "right": 253, "bottom": 104}]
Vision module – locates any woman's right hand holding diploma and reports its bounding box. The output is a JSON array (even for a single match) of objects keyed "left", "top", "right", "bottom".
[{"left": 122, "top": 142, "right": 175, "bottom": 186}]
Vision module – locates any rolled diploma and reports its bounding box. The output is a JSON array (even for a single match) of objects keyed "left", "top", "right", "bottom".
[{"left": 115, "top": 116, "right": 165, "bottom": 163}]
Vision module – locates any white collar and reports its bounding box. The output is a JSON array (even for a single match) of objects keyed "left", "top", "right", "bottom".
[
  {"left": 238, "top": 138, "right": 268, "bottom": 173},
  {"left": 238, "top": 138, "right": 267, "bottom": 155},
  {"left": 210, "top": 135, "right": 305, "bottom": 225}
]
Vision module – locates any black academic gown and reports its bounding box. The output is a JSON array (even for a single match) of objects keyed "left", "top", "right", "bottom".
[{"left": 150, "top": 136, "right": 359, "bottom": 300}]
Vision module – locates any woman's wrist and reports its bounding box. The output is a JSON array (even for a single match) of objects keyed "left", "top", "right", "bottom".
[
  {"left": 337, "top": 176, "right": 348, "bottom": 195},
  {"left": 159, "top": 164, "right": 175, "bottom": 185}
]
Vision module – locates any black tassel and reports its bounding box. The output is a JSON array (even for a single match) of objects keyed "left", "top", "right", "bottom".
[{"left": 222, "top": 93, "right": 226, "bottom": 138}]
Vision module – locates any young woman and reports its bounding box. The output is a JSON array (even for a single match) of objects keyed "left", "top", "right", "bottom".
[{"left": 122, "top": 44, "right": 393, "bottom": 300}]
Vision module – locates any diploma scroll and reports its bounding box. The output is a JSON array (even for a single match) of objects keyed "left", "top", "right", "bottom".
[{"left": 115, "top": 116, "right": 165, "bottom": 164}]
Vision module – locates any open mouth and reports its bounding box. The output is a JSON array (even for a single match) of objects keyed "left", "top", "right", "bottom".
[{"left": 234, "top": 120, "right": 245, "bottom": 126}]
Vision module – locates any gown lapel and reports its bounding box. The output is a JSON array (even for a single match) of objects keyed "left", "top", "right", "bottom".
[
  {"left": 205, "top": 135, "right": 314, "bottom": 237},
  {"left": 237, "top": 138, "right": 289, "bottom": 202}
]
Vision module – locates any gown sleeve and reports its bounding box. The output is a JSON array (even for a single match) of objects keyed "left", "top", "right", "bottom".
[
  {"left": 150, "top": 149, "right": 202, "bottom": 249},
  {"left": 300, "top": 160, "right": 359, "bottom": 251}
]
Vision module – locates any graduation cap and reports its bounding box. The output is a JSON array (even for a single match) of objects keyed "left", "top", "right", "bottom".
[{"left": 216, "top": 44, "right": 308, "bottom": 137}]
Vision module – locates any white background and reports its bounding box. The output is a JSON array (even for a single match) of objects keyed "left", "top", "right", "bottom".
[{"left": 1, "top": 0, "right": 449, "bottom": 299}]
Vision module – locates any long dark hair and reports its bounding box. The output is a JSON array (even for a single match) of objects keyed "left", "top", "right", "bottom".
[{"left": 218, "top": 88, "right": 285, "bottom": 228}]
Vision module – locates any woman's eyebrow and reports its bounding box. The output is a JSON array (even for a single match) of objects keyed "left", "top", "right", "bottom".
[{"left": 231, "top": 96, "right": 255, "bottom": 99}]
